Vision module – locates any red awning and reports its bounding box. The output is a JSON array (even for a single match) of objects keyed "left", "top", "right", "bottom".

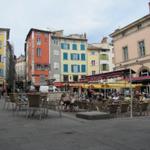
[
  {"left": 86, "top": 69, "right": 136, "bottom": 82},
  {"left": 54, "top": 82, "right": 64, "bottom": 87},
  {"left": 132, "top": 76, "right": 150, "bottom": 82}
]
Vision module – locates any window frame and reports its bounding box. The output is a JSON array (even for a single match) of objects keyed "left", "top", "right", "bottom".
[
  {"left": 36, "top": 48, "right": 42, "bottom": 57},
  {"left": 138, "top": 40, "right": 146, "bottom": 57},
  {"left": 122, "top": 46, "right": 128, "bottom": 61}
]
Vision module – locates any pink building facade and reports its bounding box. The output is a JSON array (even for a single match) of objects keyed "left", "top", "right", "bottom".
[{"left": 110, "top": 14, "right": 150, "bottom": 93}]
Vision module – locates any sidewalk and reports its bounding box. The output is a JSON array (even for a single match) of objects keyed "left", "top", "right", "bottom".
[{"left": 0, "top": 98, "right": 150, "bottom": 150}]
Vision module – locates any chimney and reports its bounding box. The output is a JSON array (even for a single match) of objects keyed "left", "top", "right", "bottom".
[
  {"left": 83, "top": 33, "right": 86, "bottom": 39},
  {"left": 101, "top": 37, "right": 108, "bottom": 43}
]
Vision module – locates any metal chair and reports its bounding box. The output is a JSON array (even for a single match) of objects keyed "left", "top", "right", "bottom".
[{"left": 27, "top": 93, "right": 43, "bottom": 119}]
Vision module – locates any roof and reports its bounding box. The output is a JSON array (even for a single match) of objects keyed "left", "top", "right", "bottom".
[
  {"left": 110, "top": 14, "right": 150, "bottom": 37},
  {"left": 25, "top": 28, "right": 53, "bottom": 41},
  {"left": 88, "top": 42, "right": 111, "bottom": 50},
  {"left": 88, "top": 44, "right": 100, "bottom": 50},
  {"left": 52, "top": 35, "right": 87, "bottom": 41},
  {"left": 25, "top": 28, "right": 87, "bottom": 41},
  {"left": 0, "top": 28, "right": 10, "bottom": 40}
]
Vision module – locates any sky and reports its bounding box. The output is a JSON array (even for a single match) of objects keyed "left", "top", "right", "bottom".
[{"left": 0, "top": 0, "right": 149, "bottom": 57}]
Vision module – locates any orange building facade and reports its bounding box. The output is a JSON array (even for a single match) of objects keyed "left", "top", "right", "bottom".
[{"left": 25, "top": 29, "right": 51, "bottom": 86}]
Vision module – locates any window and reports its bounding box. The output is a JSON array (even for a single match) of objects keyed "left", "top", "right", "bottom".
[
  {"left": 37, "top": 48, "right": 41, "bottom": 56},
  {"left": 71, "top": 65, "right": 80, "bottom": 73},
  {"left": 40, "top": 74, "right": 46, "bottom": 85},
  {"left": 37, "top": 32, "right": 41, "bottom": 36},
  {"left": 54, "top": 62, "right": 59, "bottom": 69},
  {"left": 53, "top": 39, "right": 58, "bottom": 45},
  {"left": 139, "top": 69, "right": 149, "bottom": 76},
  {"left": 101, "top": 64, "right": 109, "bottom": 71},
  {"left": 91, "top": 60, "right": 95, "bottom": 66},
  {"left": 73, "top": 75, "right": 78, "bottom": 82},
  {"left": 71, "top": 53, "right": 80, "bottom": 60},
  {"left": 138, "top": 40, "right": 145, "bottom": 57},
  {"left": 63, "top": 75, "right": 69, "bottom": 82},
  {"left": 72, "top": 44, "right": 77, "bottom": 50},
  {"left": 122, "top": 46, "right": 128, "bottom": 61},
  {"left": 61, "top": 43, "right": 70, "bottom": 50},
  {"left": 35, "top": 64, "right": 49, "bottom": 71},
  {"left": 0, "top": 41, "right": 2, "bottom": 49},
  {"left": 63, "top": 53, "right": 68, "bottom": 60},
  {"left": 63, "top": 64, "right": 68, "bottom": 72},
  {"left": 37, "top": 38, "right": 41, "bottom": 45},
  {"left": 81, "top": 54, "right": 86, "bottom": 60},
  {"left": 92, "top": 71, "right": 96, "bottom": 75},
  {"left": 100, "top": 54, "right": 109, "bottom": 60},
  {"left": 35, "top": 64, "right": 41, "bottom": 70},
  {"left": 0, "top": 69, "right": 4, "bottom": 76},
  {"left": 80, "top": 44, "right": 85, "bottom": 50},
  {"left": 81, "top": 65, "right": 86, "bottom": 72},
  {"left": 137, "top": 24, "right": 142, "bottom": 30}
]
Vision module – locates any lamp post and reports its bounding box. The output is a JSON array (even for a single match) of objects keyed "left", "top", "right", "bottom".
[{"left": 129, "top": 68, "right": 133, "bottom": 118}]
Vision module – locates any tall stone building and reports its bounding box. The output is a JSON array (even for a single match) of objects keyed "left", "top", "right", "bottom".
[{"left": 110, "top": 14, "right": 150, "bottom": 93}]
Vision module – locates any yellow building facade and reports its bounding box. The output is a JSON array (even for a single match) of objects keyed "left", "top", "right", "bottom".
[
  {"left": 87, "top": 38, "right": 114, "bottom": 76},
  {"left": 0, "top": 28, "right": 10, "bottom": 85},
  {"left": 60, "top": 35, "right": 87, "bottom": 82}
]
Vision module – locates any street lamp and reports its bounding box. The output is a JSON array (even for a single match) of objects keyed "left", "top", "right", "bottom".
[{"left": 129, "top": 68, "right": 133, "bottom": 118}]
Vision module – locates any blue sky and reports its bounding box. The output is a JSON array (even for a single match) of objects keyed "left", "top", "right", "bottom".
[{"left": 0, "top": 0, "right": 149, "bottom": 56}]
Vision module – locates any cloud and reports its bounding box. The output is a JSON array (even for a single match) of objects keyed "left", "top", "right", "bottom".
[{"left": 0, "top": 0, "right": 149, "bottom": 56}]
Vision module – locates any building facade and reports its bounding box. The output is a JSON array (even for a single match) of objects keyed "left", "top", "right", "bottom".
[
  {"left": 87, "top": 37, "right": 114, "bottom": 76},
  {"left": 0, "top": 28, "right": 9, "bottom": 86},
  {"left": 15, "top": 55, "right": 26, "bottom": 89},
  {"left": 50, "top": 32, "right": 87, "bottom": 82},
  {"left": 0, "top": 28, "right": 15, "bottom": 91},
  {"left": 25, "top": 29, "right": 51, "bottom": 86},
  {"left": 110, "top": 14, "right": 150, "bottom": 93}
]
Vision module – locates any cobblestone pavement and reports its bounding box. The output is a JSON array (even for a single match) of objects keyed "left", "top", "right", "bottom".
[{"left": 0, "top": 98, "right": 150, "bottom": 150}]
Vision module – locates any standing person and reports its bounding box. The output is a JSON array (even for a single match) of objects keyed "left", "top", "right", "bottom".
[{"left": 87, "top": 88, "right": 94, "bottom": 102}]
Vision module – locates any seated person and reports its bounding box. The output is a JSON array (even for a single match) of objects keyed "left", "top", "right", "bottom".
[
  {"left": 61, "top": 93, "right": 71, "bottom": 111},
  {"left": 112, "top": 94, "right": 120, "bottom": 102}
]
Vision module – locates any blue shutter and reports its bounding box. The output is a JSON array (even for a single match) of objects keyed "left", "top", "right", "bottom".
[
  {"left": 63, "top": 53, "right": 68, "bottom": 60},
  {"left": 78, "top": 65, "right": 80, "bottom": 72},
  {"left": 72, "top": 44, "right": 77, "bottom": 50},
  {"left": 64, "top": 64, "right": 68, "bottom": 72},
  {"left": 61, "top": 43, "right": 64, "bottom": 49},
  {"left": 81, "top": 44, "right": 85, "bottom": 50},
  {"left": 78, "top": 54, "right": 80, "bottom": 60},
  {"left": 71, "top": 54, "right": 73, "bottom": 60},
  {"left": 67, "top": 44, "right": 70, "bottom": 50},
  {"left": 81, "top": 65, "right": 86, "bottom": 72},
  {"left": 71, "top": 65, "right": 73, "bottom": 72},
  {"left": 81, "top": 54, "right": 85, "bottom": 60}
]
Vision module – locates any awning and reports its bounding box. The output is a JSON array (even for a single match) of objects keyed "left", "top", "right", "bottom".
[
  {"left": 132, "top": 76, "right": 150, "bottom": 83},
  {"left": 54, "top": 82, "right": 65, "bottom": 87},
  {"left": 69, "top": 83, "right": 83, "bottom": 88},
  {"left": 80, "top": 83, "right": 141, "bottom": 89},
  {"left": 85, "top": 69, "right": 136, "bottom": 82}
]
